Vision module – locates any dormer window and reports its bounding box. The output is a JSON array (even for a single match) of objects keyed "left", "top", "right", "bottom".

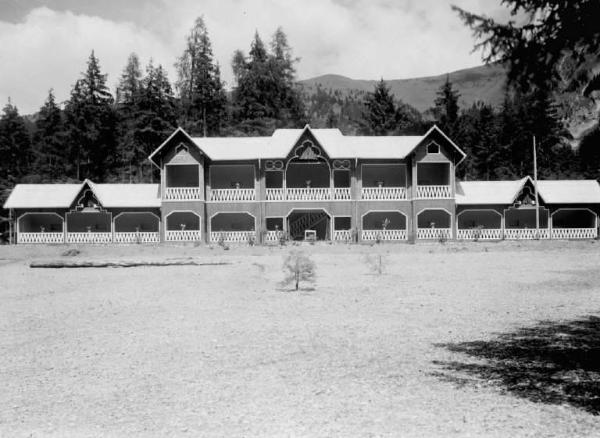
[{"left": 427, "top": 142, "right": 440, "bottom": 154}]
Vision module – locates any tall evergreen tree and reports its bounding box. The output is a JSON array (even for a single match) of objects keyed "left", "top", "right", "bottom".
[
  {"left": 116, "top": 53, "right": 142, "bottom": 106},
  {"left": 431, "top": 75, "right": 460, "bottom": 137},
  {"left": 175, "top": 16, "right": 227, "bottom": 136},
  {"left": 359, "top": 79, "right": 397, "bottom": 135},
  {"left": 64, "top": 51, "right": 117, "bottom": 181},
  {"left": 232, "top": 29, "right": 305, "bottom": 134},
  {"left": 0, "top": 100, "right": 32, "bottom": 202},
  {"left": 32, "top": 90, "right": 66, "bottom": 180}
]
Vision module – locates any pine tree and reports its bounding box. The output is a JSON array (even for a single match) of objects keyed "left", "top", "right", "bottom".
[
  {"left": 175, "top": 16, "right": 227, "bottom": 136},
  {"left": 116, "top": 53, "right": 142, "bottom": 106},
  {"left": 431, "top": 75, "right": 460, "bottom": 137},
  {"left": 232, "top": 29, "right": 305, "bottom": 134},
  {"left": 32, "top": 90, "right": 66, "bottom": 180},
  {"left": 64, "top": 51, "right": 117, "bottom": 181},
  {"left": 0, "top": 100, "right": 32, "bottom": 202},
  {"left": 359, "top": 79, "right": 397, "bottom": 135}
]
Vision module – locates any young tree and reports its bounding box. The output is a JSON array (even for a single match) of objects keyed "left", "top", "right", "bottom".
[
  {"left": 32, "top": 90, "right": 66, "bottom": 180},
  {"left": 175, "top": 16, "right": 227, "bottom": 136},
  {"left": 64, "top": 51, "right": 117, "bottom": 181},
  {"left": 282, "top": 250, "right": 316, "bottom": 291},
  {"left": 359, "top": 79, "right": 397, "bottom": 135}
]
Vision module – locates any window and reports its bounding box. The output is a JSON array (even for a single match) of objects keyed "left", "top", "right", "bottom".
[
  {"left": 334, "top": 217, "right": 351, "bottom": 230},
  {"left": 266, "top": 217, "right": 284, "bottom": 231},
  {"left": 427, "top": 142, "right": 440, "bottom": 154}
]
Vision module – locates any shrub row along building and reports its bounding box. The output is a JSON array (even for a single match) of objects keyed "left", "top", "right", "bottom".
[{"left": 4, "top": 125, "right": 600, "bottom": 244}]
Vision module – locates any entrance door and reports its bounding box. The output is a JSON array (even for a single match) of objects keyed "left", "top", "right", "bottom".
[{"left": 287, "top": 210, "right": 330, "bottom": 240}]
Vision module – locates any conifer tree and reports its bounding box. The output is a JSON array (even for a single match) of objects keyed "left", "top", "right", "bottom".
[
  {"left": 116, "top": 53, "right": 142, "bottom": 106},
  {"left": 359, "top": 79, "right": 398, "bottom": 135},
  {"left": 431, "top": 75, "right": 460, "bottom": 137},
  {"left": 32, "top": 90, "right": 66, "bottom": 180},
  {"left": 0, "top": 100, "right": 32, "bottom": 202},
  {"left": 175, "top": 16, "right": 227, "bottom": 136},
  {"left": 64, "top": 51, "right": 117, "bottom": 181}
]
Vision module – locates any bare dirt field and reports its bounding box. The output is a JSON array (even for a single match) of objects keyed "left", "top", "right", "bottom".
[{"left": 1, "top": 241, "right": 600, "bottom": 437}]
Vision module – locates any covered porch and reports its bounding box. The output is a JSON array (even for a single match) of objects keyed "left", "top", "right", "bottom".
[
  {"left": 361, "top": 211, "right": 407, "bottom": 241},
  {"left": 416, "top": 162, "right": 452, "bottom": 199},
  {"left": 551, "top": 208, "right": 598, "bottom": 239},
  {"left": 113, "top": 212, "right": 160, "bottom": 244},
  {"left": 504, "top": 207, "right": 550, "bottom": 239},
  {"left": 17, "top": 212, "right": 65, "bottom": 244},
  {"left": 164, "top": 163, "right": 203, "bottom": 201},
  {"left": 416, "top": 209, "right": 452, "bottom": 240},
  {"left": 457, "top": 209, "right": 503, "bottom": 240},
  {"left": 209, "top": 164, "right": 256, "bottom": 202},
  {"left": 210, "top": 212, "right": 256, "bottom": 243},
  {"left": 165, "top": 211, "right": 202, "bottom": 242},
  {"left": 66, "top": 211, "right": 112, "bottom": 244},
  {"left": 361, "top": 164, "right": 407, "bottom": 200}
]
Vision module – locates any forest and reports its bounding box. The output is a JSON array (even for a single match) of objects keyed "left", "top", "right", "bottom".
[{"left": 1, "top": 1, "right": 599, "bottom": 206}]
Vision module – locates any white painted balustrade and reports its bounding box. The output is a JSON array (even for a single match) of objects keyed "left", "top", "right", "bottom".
[
  {"left": 66, "top": 232, "right": 112, "bottom": 244},
  {"left": 114, "top": 232, "right": 160, "bottom": 244},
  {"left": 333, "top": 230, "right": 353, "bottom": 241},
  {"left": 416, "top": 185, "right": 452, "bottom": 199},
  {"left": 210, "top": 188, "right": 255, "bottom": 202},
  {"left": 457, "top": 229, "right": 503, "bottom": 240},
  {"left": 264, "top": 230, "right": 284, "bottom": 243},
  {"left": 333, "top": 187, "right": 352, "bottom": 200},
  {"left": 551, "top": 228, "right": 597, "bottom": 240},
  {"left": 164, "top": 187, "right": 203, "bottom": 200},
  {"left": 210, "top": 231, "right": 257, "bottom": 243},
  {"left": 286, "top": 187, "right": 331, "bottom": 201},
  {"left": 362, "top": 229, "right": 407, "bottom": 241},
  {"left": 17, "top": 232, "right": 64, "bottom": 244},
  {"left": 266, "top": 188, "right": 285, "bottom": 201},
  {"left": 417, "top": 228, "right": 452, "bottom": 240},
  {"left": 361, "top": 187, "right": 407, "bottom": 200},
  {"left": 504, "top": 229, "right": 550, "bottom": 240},
  {"left": 165, "top": 230, "right": 202, "bottom": 242}
]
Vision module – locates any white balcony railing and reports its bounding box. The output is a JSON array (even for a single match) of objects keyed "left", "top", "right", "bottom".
[
  {"left": 66, "top": 232, "right": 112, "bottom": 244},
  {"left": 415, "top": 185, "right": 452, "bottom": 199},
  {"left": 266, "top": 188, "right": 286, "bottom": 201},
  {"left": 417, "top": 228, "right": 452, "bottom": 240},
  {"left": 457, "top": 229, "right": 503, "bottom": 240},
  {"left": 333, "top": 229, "right": 353, "bottom": 241},
  {"left": 210, "top": 231, "right": 256, "bottom": 243},
  {"left": 333, "top": 187, "right": 352, "bottom": 200},
  {"left": 551, "top": 228, "right": 598, "bottom": 240},
  {"left": 286, "top": 187, "right": 331, "bottom": 201},
  {"left": 362, "top": 229, "right": 407, "bottom": 241},
  {"left": 114, "top": 232, "right": 160, "bottom": 244},
  {"left": 361, "top": 187, "right": 407, "bottom": 200},
  {"left": 264, "top": 230, "right": 284, "bottom": 243},
  {"left": 210, "top": 188, "right": 255, "bottom": 202},
  {"left": 504, "top": 229, "right": 550, "bottom": 240},
  {"left": 165, "top": 230, "right": 202, "bottom": 242},
  {"left": 164, "top": 187, "right": 203, "bottom": 201},
  {"left": 17, "top": 232, "right": 64, "bottom": 244}
]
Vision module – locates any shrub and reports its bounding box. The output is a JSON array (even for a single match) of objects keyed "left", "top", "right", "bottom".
[
  {"left": 282, "top": 250, "right": 316, "bottom": 291},
  {"left": 364, "top": 253, "right": 387, "bottom": 275}
]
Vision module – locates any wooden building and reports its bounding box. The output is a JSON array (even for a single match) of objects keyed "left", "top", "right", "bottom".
[{"left": 4, "top": 125, "right": 600, "bottom": 244}]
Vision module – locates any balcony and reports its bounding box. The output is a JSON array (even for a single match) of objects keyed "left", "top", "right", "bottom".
[
  {"left": 361, "top": 187, "right": 407, "bottom": 200},
  {"left": 286, "top": 187, "right": 331, "bottom": 201},
  {"left": 415, "top": 185, "right": 452, "bottom": 199},
  {"left": 210, "top": 188, "right": 255, "bottom": 202},
  {"left": 164, "top": 187, "right": 203, "bottom": 201}
]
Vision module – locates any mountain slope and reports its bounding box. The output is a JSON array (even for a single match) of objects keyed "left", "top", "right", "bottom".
[{"left": 299, "top": 64, "right": 507, "bottom": 112}]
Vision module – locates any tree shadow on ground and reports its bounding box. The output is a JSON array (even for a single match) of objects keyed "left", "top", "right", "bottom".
[{"left": 433, "top": 316, "right": 600, "bottom": 414}]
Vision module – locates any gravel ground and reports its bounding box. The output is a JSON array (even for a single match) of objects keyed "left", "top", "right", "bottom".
[{"left": 1, "top": 241, "right": 600, "bottom": 437}]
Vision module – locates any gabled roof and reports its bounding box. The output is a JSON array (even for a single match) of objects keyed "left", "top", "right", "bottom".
[
  {"left": 457, "top": 178, "right": 600, "bottom": 205},
  {"left": 537, "top": 180, "right": 600, "bottom": 204},
  {"left": 456, "top": 178, "right": 530, "bottom": 205},
  {"left": 150, "top": 125, "right": 466, "bottom": 162},
  {"left": 3, "top": 181, "right": 160, "bottom": 209}
]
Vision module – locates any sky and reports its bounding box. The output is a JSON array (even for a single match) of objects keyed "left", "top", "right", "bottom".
[{"left": 0, "top": 0, "right": 511, "bottom": 114}]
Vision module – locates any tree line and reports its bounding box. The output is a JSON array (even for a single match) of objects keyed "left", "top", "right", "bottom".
[{"left": 1, "top": 7, "right": 599, "bottom": 206}]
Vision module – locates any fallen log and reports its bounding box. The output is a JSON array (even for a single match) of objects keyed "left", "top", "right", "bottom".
[{"left": 30, "top": 259, "right": 230, "bottom": 268}]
